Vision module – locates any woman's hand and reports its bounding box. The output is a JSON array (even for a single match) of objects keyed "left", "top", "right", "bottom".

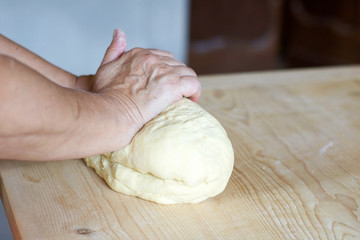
[{"left": 92, "top": 29, "right": 201, "bottom": 130}]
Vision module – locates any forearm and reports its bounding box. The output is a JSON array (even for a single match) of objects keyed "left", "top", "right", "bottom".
[
  {"left": 0, "top": 34, "right": 92, "bottom": 91},
  {"left": 0, "top": 55, "right": 137, "bottom": 161}
]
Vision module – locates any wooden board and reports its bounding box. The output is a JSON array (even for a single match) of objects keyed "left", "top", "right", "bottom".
[{"left": 1, "top": 66, "right": 360, "bottom": 239}]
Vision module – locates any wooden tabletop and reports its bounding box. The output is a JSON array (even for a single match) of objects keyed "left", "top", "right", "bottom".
[{"left": 1, "top": 66, "right": 360, "bottom": 240}]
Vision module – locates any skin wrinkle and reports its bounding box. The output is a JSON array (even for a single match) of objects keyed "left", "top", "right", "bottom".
[
  {"left": 74, "top": 97, "right": 82, "bottom": 122},
  {"left": 102, "top": 91, "right": 144, "bottom": 133},
  {"left": 121, "top": 92, "right": 145, "bottom": 127}
]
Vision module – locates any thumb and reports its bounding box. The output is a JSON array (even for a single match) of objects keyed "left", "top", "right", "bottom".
[{"left": 101, "top": 29, "right": 127, "bottom": 66}]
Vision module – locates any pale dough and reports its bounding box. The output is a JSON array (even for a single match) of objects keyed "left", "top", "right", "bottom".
[{"left": 84, "top": 98, "right": 234, "bottom": 204}]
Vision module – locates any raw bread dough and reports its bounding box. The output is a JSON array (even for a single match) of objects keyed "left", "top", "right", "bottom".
[{"left": 84, "top": 98, "right": 234, "bottom": 204}]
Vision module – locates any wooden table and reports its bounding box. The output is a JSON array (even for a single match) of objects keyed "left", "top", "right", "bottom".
[{"left": 1, "top": 66, "right": 360, "bottom": 240}]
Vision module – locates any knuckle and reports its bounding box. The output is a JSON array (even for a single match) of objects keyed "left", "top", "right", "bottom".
[
  {"left": 188, "top": 67, "right": 197, "bottom": 76},
  {"left": 128, "top": 47, "right": 143, "bottom": 56},
  {"left": 162, "top": 50, "right": 174, "bottom": 58},
  {"left": 143, "top": 53, "right": 158, "bottom": 64},
  {"left": 132, "top": 47, "right": 143, "bottom": 52},
  {"left": 156, "top": 49, "right": 175, "bottom": 58},
  {"left": 154, "top": 64, "right": 170, "bottom": 76}
]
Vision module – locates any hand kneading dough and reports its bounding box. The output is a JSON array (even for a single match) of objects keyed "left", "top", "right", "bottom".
[{"left": 84, "top": 98, "right": 234, "bottom": 204}]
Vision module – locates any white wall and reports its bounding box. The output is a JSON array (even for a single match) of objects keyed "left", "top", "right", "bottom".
[
  {"left": 0, "top": 0, "right": 189, "bottom": 75},
  {"left": 0, "top": 1, "right": 189, "bottom": 239}
]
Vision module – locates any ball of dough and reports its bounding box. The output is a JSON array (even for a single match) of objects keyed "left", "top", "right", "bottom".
[{"left": 84, "top": 98, "right": 234, "bottom": 204}]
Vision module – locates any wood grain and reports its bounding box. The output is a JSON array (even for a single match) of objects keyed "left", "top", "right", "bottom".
[{"left": 1, "top": 66, "right": 360, "bottom": 239}]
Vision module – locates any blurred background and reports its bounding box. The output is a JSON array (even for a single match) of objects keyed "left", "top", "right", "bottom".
[
  {"left": 1, "top": 0, "right": 360, "bottom": 238},
  {"left": 189, "top": 0, "right": 360, "bottom": 74}
]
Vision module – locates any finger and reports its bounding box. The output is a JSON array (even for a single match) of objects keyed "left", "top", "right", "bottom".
[
  {"left": 158, "top": 56, "right": 186, "bottom": 67},
  {"left": 172, "top": 65, "right": 197, "bottom": 76},
  {"left": 148, "top": 49, "right": 175, "bottom": 59},
  {"left": 150, "top": 64, "right": 196, "bottom": 79},
  {"left": 101, "top": 29, "right": 127, "bottom": 66},
  {"left": 179, "top": 76, "right": 201, "bottom": 103}
]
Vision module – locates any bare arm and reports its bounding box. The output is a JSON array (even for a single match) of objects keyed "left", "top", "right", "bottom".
[
  {"left": 0, "top": 55, "right": 138, "bottom": 160},
  {"left": 0, "top": 34, "right": 91, "bottom": 91}
]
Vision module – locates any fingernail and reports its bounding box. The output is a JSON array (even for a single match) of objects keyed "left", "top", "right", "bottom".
[
  {"left": 118, "top": 30, "right": 126, "bottom": 42},
  {"left": 113, "top": 29, "right": 126, "bottom": 43}
]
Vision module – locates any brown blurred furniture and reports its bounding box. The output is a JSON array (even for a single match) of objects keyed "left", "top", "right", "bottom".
[
  {"left": 188, "top": 0, "right": 284, "bottom": 74},
  {"left": 189, "top": 0, "right": 360, "bottom": 74},
  {"left": 283, "top": 0, "right": 360, "bottom": 67}
]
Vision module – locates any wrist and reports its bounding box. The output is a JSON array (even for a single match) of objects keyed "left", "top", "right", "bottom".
[
  {"left": 73, "top": 74, "right": 95, "bottom": 92},
  {"left": 68, "top": 90, "right": 142, "bottom": 156},
  {"left": 98, "top": 91, "right": 144, "bottom": 139}
]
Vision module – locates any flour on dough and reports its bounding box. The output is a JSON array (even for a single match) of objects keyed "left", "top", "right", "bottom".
[{"left": 84, "top": 98, "right": 234, "bottom": 204}]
